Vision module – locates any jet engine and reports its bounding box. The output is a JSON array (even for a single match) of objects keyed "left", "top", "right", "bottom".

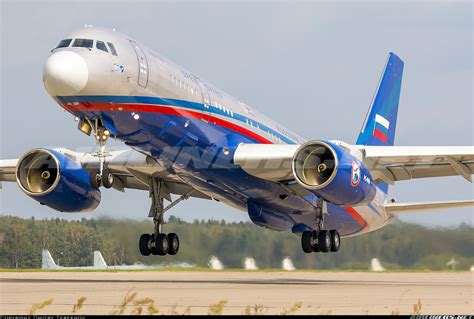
[
  {"left": 292, "top": 141, "right": 376, "bottom": 206},
  {"left": 15, "top": 149, "right": 101, "bottom": 212}
]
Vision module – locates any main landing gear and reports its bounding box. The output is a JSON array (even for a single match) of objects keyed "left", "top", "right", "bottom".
[
  {"left": 301, "top": 199, "right": 341, "bottom": 254},
  {"left": 301, "top": 229, "right": 340, "bottom": 253},
  {"left": 139, "top": 177, "right": 193, "bottom": 256}
]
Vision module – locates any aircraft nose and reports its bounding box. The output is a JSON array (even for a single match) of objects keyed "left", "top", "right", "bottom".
[{"left": 43, "top": 51, "right": 88, "bottom": 96}]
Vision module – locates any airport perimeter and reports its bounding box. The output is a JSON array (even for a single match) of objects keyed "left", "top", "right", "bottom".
[{"left": 0, "top": 271, "right": 471, "bottom": 315}]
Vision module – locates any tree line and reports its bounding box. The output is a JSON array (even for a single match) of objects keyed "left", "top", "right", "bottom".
[{"left": 0, "top": 215, "right": 472, "bottom": 270}]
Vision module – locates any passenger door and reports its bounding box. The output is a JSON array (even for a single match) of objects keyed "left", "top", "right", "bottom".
[{"left": 129, "top": 40, "right": 149, "bottom": 88}]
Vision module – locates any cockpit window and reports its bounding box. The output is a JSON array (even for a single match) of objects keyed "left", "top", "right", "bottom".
[
  {"left": 55, "top": 39, "right": 72, "bottom": 49},
  {"left": 107, "top": 42, "right": 118, "bottom": 56},
  {"left": 96, "top": 41, "right": 108, "bottom": 53},
  {"left": 72, "top": 38, "right": 93, "bottom": 48}
]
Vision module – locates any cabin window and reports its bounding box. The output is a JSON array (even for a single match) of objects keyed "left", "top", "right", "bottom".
[
  {"left": 72, "top": 38, "right": 93, "bottom": 48},
  {"left": 96, "top": 41, "right": 108, "bottom": 53},
  {"left": 55, "top": 39, "right": 72, "bottom": 49},
  {"left": 107, "top": 42, "right": 118, "bottom": 56}
]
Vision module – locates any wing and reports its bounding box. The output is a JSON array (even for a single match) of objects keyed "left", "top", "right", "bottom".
[
  {"left": 0, "top": 148, "right": 211, "bottom": 200},
  {"left": 0, "top": 159, "right": 18, "bottom": 185},
  {"left": 358, "top": 145, "right": 474, "bottom": 184},
  {"left": 384, "top": 200, "right": 474, "bottom": 215},
  {"left": 234, "top": 142, "right": 474, "bottom": 185}
]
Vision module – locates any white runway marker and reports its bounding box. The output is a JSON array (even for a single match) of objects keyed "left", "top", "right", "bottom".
[
  {"left": 370, "top": 258, "right": 385, "bottom": 271},
  {"left": 208, "top": 256, "right": 224, "bottom": 270},
  {"left": 282, "top": 257, "right": 295, "bottom": 271},
  {"left": 243, "top": 257, "right": 258, "bottom": 270}
]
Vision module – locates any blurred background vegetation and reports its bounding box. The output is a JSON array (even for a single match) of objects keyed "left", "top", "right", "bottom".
[{"left": 0, "top": 215, "right": 472, "bottom": 270}]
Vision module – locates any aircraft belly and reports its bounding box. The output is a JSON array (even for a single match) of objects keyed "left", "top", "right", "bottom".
[{"left": 58, "top": 99, "right": 387, "bottom": 236}]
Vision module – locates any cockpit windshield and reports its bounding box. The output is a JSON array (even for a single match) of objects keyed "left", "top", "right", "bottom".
[
  {"left": 96, "top": 41, "right": 108, "bottom": 53},
  {"left": 72, "top": 38, "right": 93, "bottom": 48},
  {"left": 52, "top": 38, "right": 118, "bottom": 56},
  {"left": 107, "top": 42, "right": 118, "bottom": 56},
  {"left": 55, "top": 39, "right": 72, "bottom": 49}
]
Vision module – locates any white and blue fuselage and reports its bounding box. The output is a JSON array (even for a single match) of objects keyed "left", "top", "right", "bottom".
[{"left": 43, "top": 27, "right": 391, "bottom": 237}]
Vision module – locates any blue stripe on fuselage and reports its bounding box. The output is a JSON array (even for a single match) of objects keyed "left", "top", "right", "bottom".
[{"left": 57, "top": 95, "right": 297, "bottom": 145}]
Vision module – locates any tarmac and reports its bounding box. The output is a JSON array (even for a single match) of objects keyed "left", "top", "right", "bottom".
[{"left": 0, "top": 271, "right": 472, "bottom": 315}]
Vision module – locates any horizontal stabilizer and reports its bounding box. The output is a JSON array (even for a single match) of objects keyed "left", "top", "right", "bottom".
[{"left": 384, "top": 200, "right": 474, "bottom": 215}]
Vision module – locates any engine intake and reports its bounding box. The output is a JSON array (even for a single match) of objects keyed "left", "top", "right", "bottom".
[
  {"left": 292, "top": 141, "right": 338, "bottom": 189},
  {"left": 16, "top": 149, "right": 100, "bottom": 212},
  {"left": 292, "top": 141, "right": 376, "bottom": 206}
]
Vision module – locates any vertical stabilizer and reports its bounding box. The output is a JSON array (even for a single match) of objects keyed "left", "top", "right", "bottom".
[
  {"left": 93, "top": 251, "right": 108, "bottom": 268},
  {"left": 42, "top": 249, "right": 58, "bottom": 269},
  {"left": 357, "top": 52, "right": 404, "bottom": 193}
]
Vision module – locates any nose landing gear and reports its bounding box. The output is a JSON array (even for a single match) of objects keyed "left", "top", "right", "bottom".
[{"left": 87, "top": 119, "right": 114, "bottom": 189}]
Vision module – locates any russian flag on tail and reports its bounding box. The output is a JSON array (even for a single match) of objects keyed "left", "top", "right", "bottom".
[
  {"left": 356, "top": 52, "right": 404, "bottom": 194},
  {"left": 373, "top": 114, "right": 390, "bottom": 144}
]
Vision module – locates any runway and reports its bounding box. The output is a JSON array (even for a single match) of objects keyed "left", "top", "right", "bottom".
[{"left": 0, "top": 271, "right": 472, "bottom": 315}]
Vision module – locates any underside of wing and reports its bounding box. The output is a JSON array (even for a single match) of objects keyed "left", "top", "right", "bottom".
[
  {"left": 0, "top": 149, "right": 211, "bottom": 200},
  {"left": 0, "top": 159, "right": 18, "bottom": 183},
  {"left": 360, "top": 146, "right": 474, "bottom": 184},
  {"left": 234, "top": 143, "right": 474, "bottom": 186}
]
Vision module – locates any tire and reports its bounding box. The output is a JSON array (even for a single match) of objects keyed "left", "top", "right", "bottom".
[
  {"left": 301, "top": 231, "right": 313, "bottom": 253},
  {"left": 101, "top": 169, "right": 114, "bottom": 189},
  {"left": 139, "top": 234, "right": 151, "bottom": 256},
  {"left": 167, "top": 233, "right": 179, "bottom": 255},
  {"left": 318, "top": 230, "right": 331, "bottom": 253},
  {"left": 312, "top": 231, "right": 320, "bottom": 252},
  {"left": 155, "top": 234, "right": 169, "bottom": 256},
  {"left": 329, "top": 230, "right": 341, "bottom": 252},
  {"left": 150, "top": 234, "right": 159, "bottom": 255},
  {"left": 90, "top": 170, "right": 101, "bottom": 189}
]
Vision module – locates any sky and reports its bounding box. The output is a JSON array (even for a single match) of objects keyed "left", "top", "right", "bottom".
[{"left": 0, "top": 0, "right": 472, "bottom": 227}]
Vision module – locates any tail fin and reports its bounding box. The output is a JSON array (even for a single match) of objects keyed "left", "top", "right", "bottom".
[
  {"left": 357, "top": 52, "right": 404, "bottom": 193},
  {"left": 93, "top": 251, "right": 108, "bottom": 268},
  {"left": 357, "top": 52, "right": 404, "bottom": 146},
  {"left": 41, "top": 249, "right": 58, "bottom": 269}
]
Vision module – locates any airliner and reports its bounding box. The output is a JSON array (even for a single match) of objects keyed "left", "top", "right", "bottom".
[{"left": 1, "top": 26, "right": 473, "bottom": 256}]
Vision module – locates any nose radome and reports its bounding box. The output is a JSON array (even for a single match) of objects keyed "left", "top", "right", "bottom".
[{"left": 43, "top": 51, "right": 88, "bottom": 96}]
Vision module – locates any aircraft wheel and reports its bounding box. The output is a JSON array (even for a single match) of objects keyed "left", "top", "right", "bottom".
[
  {"left": 101, "top": 169, "right": 114, "bottom": 189},
  {"left": 329, "top": 230, "right": 341, "bottom": 252},
  {"left": 311, "top": 231, "right": 320, "bottom": 252},
  {"left": 167, "top": 233, "right": 180, "bottom": 255},
  {"left": 90, "top": 170, "right": 101, "bottom": 189},
  {"left": 318, "top": 230, "right": 331, "bottom": 253},
  {"left": 301, "top": 231, "right": 313, "bottom": 253},
  {"left": 139, "top": 233, "right": 151, "bottom": 256},
  {"left": 155, "top": 234, "right": 169, "bottom": 256}
]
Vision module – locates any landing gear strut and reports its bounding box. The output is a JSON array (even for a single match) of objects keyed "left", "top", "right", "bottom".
[
  {"left": 301, "top": 199, "right": 341, "bottom": 254},
  {"left": 89, "top": 119, "right": 114, "bottom": 189},
  {"left": 139, "top": 177, "right": 193, "bottom": 256}
]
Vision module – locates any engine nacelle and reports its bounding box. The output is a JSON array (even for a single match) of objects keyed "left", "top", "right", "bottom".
[
  {"left": 15, "top": 149, "right": 101, "bottom": 212},
  {"left": 292, "top": 141, "right": 376, "bottom": 206}
]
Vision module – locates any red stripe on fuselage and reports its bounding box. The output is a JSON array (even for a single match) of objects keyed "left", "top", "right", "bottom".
[
  {"left": 342, "top": 206, "right": 369, "bottom": 230},
  {"left": 61, "top": 102, "right": 273, "bottom": 144},
  {"left": 373, "top": 128, "right": 387, "bottom": 143}
]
